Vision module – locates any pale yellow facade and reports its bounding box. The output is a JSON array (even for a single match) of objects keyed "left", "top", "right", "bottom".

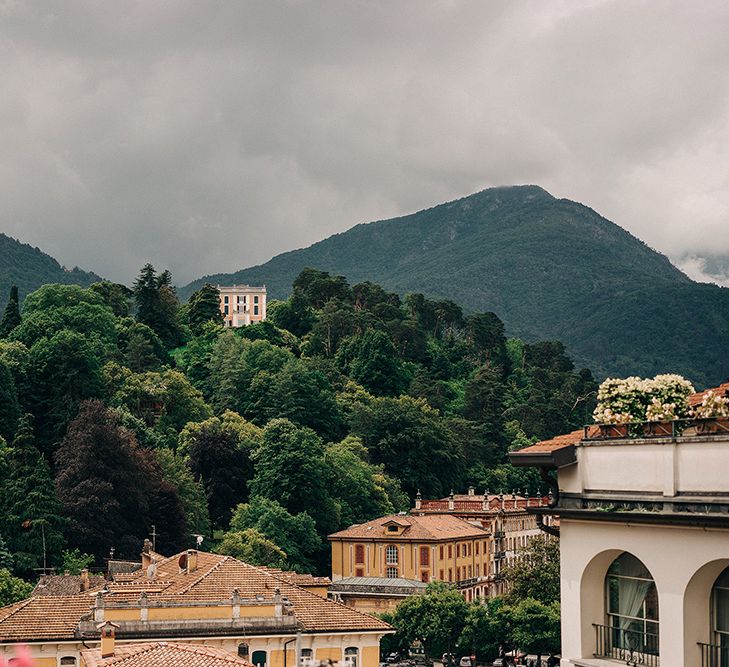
[{"left": 329, "top": 516, "right": 492, "bottom": 602}]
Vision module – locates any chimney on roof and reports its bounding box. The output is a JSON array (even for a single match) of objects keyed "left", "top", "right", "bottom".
[
  {"left": 187, "top": 549, "right": 198, "bottom": 574},
  {"left": 467, "top": 486, "right": 475, "bottom": 496},
  {"left": 141, "top": 538, "right": 153, "bottom": 569},
  {"left": 98, "top": 620, "right": 120, "bottom": 658},
  {"left": 415, "top": 490, "right": 422, "bottom": 511},
  {"left": 80, "top": 569, "right": 90, "bottom": 592},
  {"left": 482, "top": 490, "right": 489, "bottom": 511},
  {"left": 499, "top": 493, "right": 504, "bottom": 511},
  {"left": 448, "top": 490, "right": 455, "bottom": 511}
]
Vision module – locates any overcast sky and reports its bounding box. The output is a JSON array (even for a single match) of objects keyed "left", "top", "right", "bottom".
[{"left": 2, "top": 0, "right": 729, "bottom": 285}]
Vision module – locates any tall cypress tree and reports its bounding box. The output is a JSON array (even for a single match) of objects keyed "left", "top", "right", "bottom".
[
  {"left": 0, "top": 415, "right": 65, "bottom": 575},
  {"left": 0, "top": 361, "right": 20, "bottom": 442},
  {"left": 0, "top": 286, "right": 21, "bottom": 338}
]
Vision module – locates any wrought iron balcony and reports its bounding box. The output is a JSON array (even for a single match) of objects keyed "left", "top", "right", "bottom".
[
  {"left": 593, "top": 623, "right": 659, "bottom": 667},
  {"left": 698, "top": 642, "right": 729, "bottom": 667}
]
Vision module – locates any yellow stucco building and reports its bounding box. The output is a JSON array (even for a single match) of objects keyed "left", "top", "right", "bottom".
[
  {"left": 328, "top": 514, "right": 490, "bottom": 602},
  {"left": 0, "top": 549, "right": 390, "bottom": 667}
]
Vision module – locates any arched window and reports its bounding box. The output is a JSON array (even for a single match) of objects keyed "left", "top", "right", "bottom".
[
  {"left": 238, "top": 643, "right": 250, "bottom": 658},
  {"left": 604, "top": 553, "right": 659, "bottom": 659},
  {"left": 60, "top": 659, "right": 77, "bottom": 666},
  {"left": 300, "top": 648, "right": 313, "bottom": 667},
  {"left": 251, "top": 650, "right": 267, "bottom": 667},
  {"left": 345, "top": 647, "right": 359, "bottom": 667},
  {"left": 712, "top": 566, "right": 729, "bottom": 654}
]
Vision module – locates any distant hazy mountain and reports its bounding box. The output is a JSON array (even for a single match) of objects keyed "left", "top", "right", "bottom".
[
  {"left": 0, "top": 233, "right": 102, "bottom": 303},
  {"left": 182, "top": 185, "right": 729, "bottom": 386}
]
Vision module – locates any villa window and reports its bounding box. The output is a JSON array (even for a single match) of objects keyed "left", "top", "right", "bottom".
[
  {"left": 386, "top": 566, "right": 398, "bottom": 578},
  {"left": 301, "top": 649, "right": 313, "bottom": 667},
  {"left": 711, "top": 566, "right": 729, "bottom": 657},
  {"left": 386, "top": 545, "right": 398, "bottom": 564},
  {"left": 252, "top": 651, "right": 267, "bottom": 667},
  {"left": 60, "top": 659, "right": 77, "bottom": 666},
  {"left": 345, "top": 647, "right": 359, "bottom": 667},
  {"left": 355, "top": 544, "right": 365, "bottom": 564},
  {"left": 602, "top": 553, "right": 659, "bottom": 660},
  {"left": 420, "top": 546, "right": 429, "bottom": 567}
]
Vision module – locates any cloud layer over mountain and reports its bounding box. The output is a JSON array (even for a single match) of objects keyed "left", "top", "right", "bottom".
[{"left": 1, "top": 1, "right": 728, "bottom": 283}]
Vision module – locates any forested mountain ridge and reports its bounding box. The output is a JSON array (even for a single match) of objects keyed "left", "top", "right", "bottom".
[
  {"left": 0, "top": 233, "right": 101, "bottom": 300},
  {"left": 181, "top": 186, "right": 729, "bottom": 385}
]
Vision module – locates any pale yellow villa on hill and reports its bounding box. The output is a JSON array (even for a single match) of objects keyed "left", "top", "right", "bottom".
[{"left": 0, "top": 548, "right": 391, "bottom": 667}]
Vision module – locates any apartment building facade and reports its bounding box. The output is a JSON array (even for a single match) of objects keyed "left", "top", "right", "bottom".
[{"left": 413, "top": 488, "right": 551, "bottom": 596}]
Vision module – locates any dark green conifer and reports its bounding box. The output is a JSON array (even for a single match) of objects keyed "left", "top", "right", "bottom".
[{"left": 0, "top": 285, "right": 21, "bottom": 337}]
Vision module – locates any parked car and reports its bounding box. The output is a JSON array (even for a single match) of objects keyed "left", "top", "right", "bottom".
[{"left": 386, "top": 653, "right": 401, "bottom": 664}]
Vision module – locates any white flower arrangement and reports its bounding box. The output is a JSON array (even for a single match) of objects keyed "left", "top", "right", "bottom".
[
  {"left": 693, "top": 390, "right": 729, "bottom": 419},
  {"left": 593, "top": 374, "right": 695, "bottom": 424}
]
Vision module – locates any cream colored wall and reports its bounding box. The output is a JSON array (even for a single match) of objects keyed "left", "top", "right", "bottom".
[
  {"left": 559, "top": 518, "right": 729, "bottom": 667},
  {"left": 574, "top": 436, "right": 729, "bottom": 497}
]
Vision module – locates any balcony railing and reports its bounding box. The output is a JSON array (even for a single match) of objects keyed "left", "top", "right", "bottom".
[
  {"left": 584, "top": 417, "right": 729, "bottom": 442},
  {"left": 593, "top": 623, "right": 659, "bottom": 667},
  {"left": 699, "top": 642, "right": 729, "bottom": 667}
]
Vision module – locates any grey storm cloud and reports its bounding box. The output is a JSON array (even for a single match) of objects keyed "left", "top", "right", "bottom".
[{"left": 1, "top": 0, "right": 729, "bottom": 284}]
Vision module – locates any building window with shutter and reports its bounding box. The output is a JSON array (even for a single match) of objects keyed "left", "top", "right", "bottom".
[
  {"left": 355, "top": 544, "right": 365, "bottom": 564},
  {"left": 420, "top": 546, "right": 429, "bottom": 567}
]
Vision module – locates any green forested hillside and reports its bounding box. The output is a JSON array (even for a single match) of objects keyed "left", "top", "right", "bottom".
[
  {"left": 0, "top": 267, "right": 595, "bottom": 584},
  {"left": 0, "top": 233, "right": 101, "bottom": 302},
  {"left": 182, "top": 186, "right": 729, "bottom": 385}
]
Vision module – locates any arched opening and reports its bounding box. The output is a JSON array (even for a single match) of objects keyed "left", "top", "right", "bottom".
[
  {"left": 251, "top": 650, "right": 267, "bottom": 667},
  {"left": 344, "top": 647, "right": 359, "bottom": 667},
  {"left": 593, "top": 552, "right": 659, "bottom": 665},
  {"left": 707, "top": 567, "right": 729, "bottom": 666},
  {"left": 683, "top": 558, "right": 729, "bottom": 667}
]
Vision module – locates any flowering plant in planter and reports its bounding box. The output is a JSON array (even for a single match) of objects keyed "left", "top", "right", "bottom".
[
  {"left": 593, "top": 374, "right": 694, "bottom": 424},
  {"left": 693, "top": 390, "right": 729, "bottom": 418},
  {"left": 593, "top": 376, "right": 652, "bottom": 424}
]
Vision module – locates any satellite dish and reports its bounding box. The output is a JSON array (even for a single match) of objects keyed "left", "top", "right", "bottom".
[{"left": 178, "top": 553, "right": 188, "bottom": 570}]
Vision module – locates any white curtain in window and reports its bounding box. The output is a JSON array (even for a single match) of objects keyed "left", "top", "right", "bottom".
[{"left": 617, "top": 578, "right": 652, "bottom": 630}]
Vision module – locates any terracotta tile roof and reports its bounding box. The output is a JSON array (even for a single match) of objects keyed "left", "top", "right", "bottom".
[
  {"left": 254, "top": 567, "right": 331, "bottom": 587},
  {"left": 0, "top": 595, "right": 94, "bottom": 642},
  {"left": 0, "top": 551, "right": 389, "bottom": 643},
  {"left": 81, "top": 641, "right": 253, "bottom": 667},
  {"left": 328, "top": 513, "right": 487, "bottom": 541},
  {"left": 514, "top": 429, "right": 583, "bottom": 454},
  {"left": 689, "top": 382, "right": 729, "bottom": 406},
  {"left": 33, "top": 573, "right": 106, "bottom": 596}
]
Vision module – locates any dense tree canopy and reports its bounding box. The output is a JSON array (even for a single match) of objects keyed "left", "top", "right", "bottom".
[{"left": 0, "top": 262, "right": 596, "bottom": 619}]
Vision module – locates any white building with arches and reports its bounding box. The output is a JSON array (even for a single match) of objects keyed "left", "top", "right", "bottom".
[{"left": 510, "top": 398, "right": 729, "bottom": 667}]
